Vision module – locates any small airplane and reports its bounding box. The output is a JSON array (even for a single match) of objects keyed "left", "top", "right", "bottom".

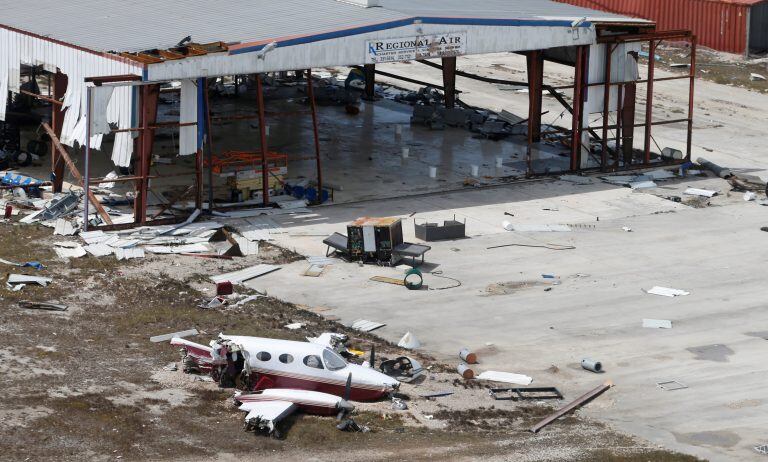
[{"left": 170, "top": 333, "right": 401, "bottom": 435}]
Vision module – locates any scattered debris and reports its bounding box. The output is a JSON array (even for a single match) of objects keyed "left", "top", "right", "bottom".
[
  {"left": 397, "top": 331, "right": 421, "bottom": 349},
  {"left": 150, "top": 328, "right": 199, "bottom": 343},
  {"left": 421, "top": 391, "right": 454, "bottom": 399},
  {"left": 744, "top": 191, "right": 756, "bottom": 201},
  {"left": 379, "top": 356, "right": 424, "bottom": 382},
  {"left": 115, "top": 247, "right": 145, "bottom": 260},
  {"left": 162, "top": 362, "right": 178, "bottom": 371},
  {"left": 350, "top": 319, "right": 386, "bottom": 332},
  {"left": 0, "top": 257, "right": 44, "bottom": 270},
  {"left": 53, "top": 219, "right": 77, "bottom": 236},
  {"left": 530, "top": 381, "right": 613, "bottom": 433},
  {"left": 210, "top": 264, "right": 280, "bottom": 284},
  {"left": 7, "top": 273, "right": 52, "bottom": 287},
  {"left": 54, "top": 243, "right": 87, "bottom": 259},
  {"left": 754, "top": 444, "right": 768, "bottom": 455},
  {"left": 622, "top": 226, "right": 632, "bottom": 232},
  {"left": 216, "top": 281, "right": 234, "bottom": 296},
  {"left": 200, "top": 296, "right": 227, "bottom": 309},
  {"left": 391, "top": 398, "right": 408, "bottom": 410},
  {"left": 502, "top": 222, "right": 571, "bottom": 232},
  {"left": 303, "top": 264, "right": 326, "bottom": 277},
  {"left": 18, "top": 300, "right": 68, "bottom": 311},
  {"left": 490, "top": 387, "right": 563, "bottom": 401},
  {"left": 476, "top": 371, "right": 533, "bottom": 385},
  {"left": 284, "top": 322, "right": 305, "bottom": 330},
  {"left": 643, "top": 319, "right": 673, "bottom": 329},
  {"left": 750, "top": 73, "right": 766, "bottom": 82},
  {"left": 581, "top": 358, "right": 603, "bottom": 373},
  {"left": 645, "top": 286, "right": 690, "bottom": 297},
  {"left": 630, "top": 180, "right": 657, "bottom": 190},
  {"left": 656, "top": 380, "right": 688, "bottom": 391},
  {"left": 684, "top": 188, "right": 718, "bottom": 198}
]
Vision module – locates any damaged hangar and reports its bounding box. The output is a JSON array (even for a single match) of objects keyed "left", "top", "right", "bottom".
[{"left": 0, "top": 0, "right": 695, "bottom": 228}]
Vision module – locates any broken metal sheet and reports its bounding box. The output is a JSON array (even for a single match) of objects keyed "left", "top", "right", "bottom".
[
  {"left": 241, "top": 216, "right": 285, "bottom": 234},
  {"left": 110, "top": 239, "right": 140, "bottom": 249},
  {"left": 115, "top": 247, "right": 145, "bottom": 260},
  {"left": 54, "top": 244, "right": 87, "bottom": 259},
  {"left": 19, "top": 209, "right": 45, "bottom": 224},
  {"left": 351, "top": 319, "right": 386, "bottom": 332},
  {"left": 144, "top": 243, "right": 211, "bottom": 254},
  {"left": 476, "top": 371, "right": 533, "bottom": 386},
  {"left": 629, "top": 180, "right": 657, "bottom": 189},
  {"left": 601, "top": 175, "right": 642, "bottom": 186},
  {"left": 397, "top": 331, "right": 421, "bottom": 349},
  {"left": 754, "top": 444, "right": 768, "bottom": 455},
  {"left": 231, "top": 233, "right": 260, "bottom": 256},
  {"left": 284, "top": 322, "right": 305, "bottom": 330},
  {"left": 84, "top": 243, "right": 114, "bottom": 257},
  {"left": 8, "top": 274, "right": 52, "bottom": 287},
  {"left": 53, "top": 219, "right": 78, "bottom": 236},
  {"left": 643, "top": 319, "right": 673, "bottom": 329},
  {"left": 503, "top": 222, "right": 571, "bottom": 232},
  {"left": 684, "top": 188, "right": 718, "bottom": 198},
  {"left": 210, "top": 264, "right": 280, "bottom": 284},
  {"left": 18, "top": 300, "right": 68, "bottom": 311},
  {"left": 656, "top": 380, "right": 687, "bottom": 391},
  {"left": 645, "top": 169, "right": 676, "bottom": 181},
  {"left": 277, "top": 199, "right": 308, "bottom": 210},
  {"left": 239, "top": 400, "right": 297, "bottom": 433},
  {"left": 79, "top": 230, "right": 112, "bottom": 245},
  {"left": 307, "top": 256, "right": 335, "bottom": 266},
  {"left": 302, "top": 264, "right": 326, "bottom": 277},
  {"left": 646, "top": 286, "right": 690, "bottom": 297},
  {"left": 158, "top": 209, "right": 202, "bottom": 236},
  {"left": 150, "top": 328, "right": 199, "bottom": 343},
  {"left": 233, "top": 294, "right": 264, "bottom": 306},
  {"left": 559, "top": 175, "right": 594, "bottom": 185},
  {"left": 241, "top": 229, "right": 272, "bottom": 241}
]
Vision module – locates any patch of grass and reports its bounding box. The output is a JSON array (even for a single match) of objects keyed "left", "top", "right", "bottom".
[{"left": 580, "top": 449, "right": 705, "bottom": 462}]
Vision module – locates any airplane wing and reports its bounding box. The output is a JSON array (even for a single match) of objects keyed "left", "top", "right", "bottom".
[{"left": 239, "top": 400, "right": 298, "bottom": 433}]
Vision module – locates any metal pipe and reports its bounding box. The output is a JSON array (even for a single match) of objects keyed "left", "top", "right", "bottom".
[
  {"left": 601, "top": 44, "right": 613, "bottom": 172},
  {"left": 83, "top": 87, "right": 91, "bottom": 231},
  {"left": 686, "top": 36, "right": 697, "bottom": 162},
  {"left": 256, "top": 74, "right": 270, "bottom": 207},
  {"left": 306, "top": 69, "right": 323, "bottom": 204},
  {"left": 644, "top": 40, "right": 657, "bottom": 165},
  {"left": 581, "top": 358, "right": 603, "bottom": 373}
]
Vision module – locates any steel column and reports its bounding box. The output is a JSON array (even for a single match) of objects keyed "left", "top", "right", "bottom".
[
  {"left": 256, "top": 74, "right": 270, "bottom": 207},
  {"left": 644, "top": 40, "right": 657, "bottom": 165},
  {"left": 203, "top": 78, "right": 215, "bottom": 211},
  {"left": 363, "top": 64, "right": 376, "bottom": 101},
  {"left": 306, "top": 69, "right": 323, "bottom": 204},
  {"left": 83, "top": 87, "right": 92, "bottom": 230},
  {"left": 526, "top": 51, "right": 544, "bottom": 143},
  {"left": 135, "top": 84, "right": 160, "bottom": 225},
  {"left": 570, "top": 46, "right": 587, "bottom": 171},
  {"left": 50, "top": 71, "right": 67, "bottom": 192},
  {"left": 441, "top": 56, "right": 457, "bottom": 109},
  {"left": 621, "top": 82, "right": 637, "bottom": 165}
]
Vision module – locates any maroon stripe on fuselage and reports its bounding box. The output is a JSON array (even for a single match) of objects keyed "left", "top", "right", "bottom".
[{"left": 255, "top": 372, "right": 387, "bottom": 401}]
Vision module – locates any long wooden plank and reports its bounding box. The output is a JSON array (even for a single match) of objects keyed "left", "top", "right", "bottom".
[
  {"left": 40, "top": 123, "right": 113, "bottom": 225},
  {"left": 529, "top": 381, "right": 613, "bottom": 433}
]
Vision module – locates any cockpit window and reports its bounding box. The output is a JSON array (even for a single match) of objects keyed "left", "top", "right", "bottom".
[
  {"left": 322, "top": 349, "right": 347, "bottom": 371},
  {"left": 303, "top": 355, "right": 324, "bottom": 369}
]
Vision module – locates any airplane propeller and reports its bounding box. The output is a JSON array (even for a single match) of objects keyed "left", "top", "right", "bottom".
[
  {"left": 369, "top": 344, "right": 376, "bottom": 369},
  {"left": 336, "top": 373, "right": 358, "bottom": 431}
]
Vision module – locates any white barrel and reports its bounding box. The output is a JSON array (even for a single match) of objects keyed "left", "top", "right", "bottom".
[
  {"left": 429, "top": 166, "right": 437, "bottom": 178},
  {"left": 495, "top": 156, "right": 504, "bottom": 168},
  {"left": 457, "top": 364, "right": 475, "bottom": 379},
  {"left": 459, "top": 348, "right": 477, "bottom": 364},
  {"left": 402, "top": 147, "right": 410, "bottom": 158},
  {"left": 470, "top": 165, "right": 479, "bottom": 177}
]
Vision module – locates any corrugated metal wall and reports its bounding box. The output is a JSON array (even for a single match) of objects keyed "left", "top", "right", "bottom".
[
  {"left": 750, "top": 2, "right": 768, "bottom": 52},
  {"left": 556, "top": 0, "right": 754, "bottom": 54}
]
